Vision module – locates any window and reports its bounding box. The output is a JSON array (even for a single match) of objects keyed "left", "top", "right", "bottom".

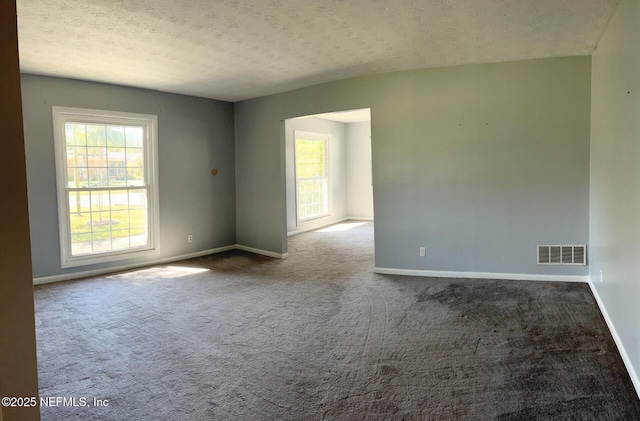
[
  {"left": 294, "top": 131, "right": 330, "bottom": 222},
  {"left": 52, "top": 107, "right": 159, "bottom": 267}
]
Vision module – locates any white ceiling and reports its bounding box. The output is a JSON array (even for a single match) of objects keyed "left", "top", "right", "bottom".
[{"left": 16, "top": 0, "right": 619, "bottom": 102}]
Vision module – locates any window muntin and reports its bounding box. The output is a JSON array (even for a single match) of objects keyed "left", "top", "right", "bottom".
[
  {"left": 294, "top": 131, "right": 330, "bottom": 222},
  {"left": 53, "top": 107, "right": 159, "bottom": 267}
]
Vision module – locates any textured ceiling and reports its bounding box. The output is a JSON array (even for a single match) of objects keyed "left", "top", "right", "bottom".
[{"left": 17, "top": 0, "right": 619, "bottom": 102}]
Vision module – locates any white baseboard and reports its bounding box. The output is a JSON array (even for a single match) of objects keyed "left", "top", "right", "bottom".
[
  {"left": 347, "top": 216, "right": 374, "bottom": 221},
  {"left": 287, "top": 217, "right": 350, "bottom": 236},
  {"left": 373, "top": 267, "right": 589, "bottom": 283},
  {"left": 33, "top": 244, "right": 288, "bottom": 285},
  {"left": 235, "top": 244, "right": 288, "bottom": 259},
  {"left": 588, "top": 278, "right": 640, "bottom": 399}
]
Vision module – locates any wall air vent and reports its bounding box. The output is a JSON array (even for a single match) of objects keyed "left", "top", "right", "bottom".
[{"left": 537, "top": 245, "right": 586, "bottom": 266}]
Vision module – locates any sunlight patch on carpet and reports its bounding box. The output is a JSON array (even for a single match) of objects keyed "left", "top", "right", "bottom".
[
  {"left": 109, "top": 266, "right": 210, "bottom": 282},
  {"left": 316, "top": 222, "right": 366, "bottom": 233}
]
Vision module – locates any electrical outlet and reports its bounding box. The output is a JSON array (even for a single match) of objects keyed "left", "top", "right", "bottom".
[
  {"left": 599, "top": 269, "right": 603, "bottom": 283},
  {"left": 419, "top": 247, "right": 426, "bottom": 257},
  {"left": 188, "top": 234, "right": 193, "bottom": 243}
]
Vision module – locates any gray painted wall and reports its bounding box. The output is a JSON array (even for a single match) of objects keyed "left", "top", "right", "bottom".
[
  {"left": 285, "top": 117, "right": 347, "bottom": 233},
  {"left": 22, "top": 75, "right": 236, "bottom": 279},
  {"left": 346, "top": 121, "right": 373, "bottom": 219},
  {"left": 235, "top": 56, "right": 591, "bottom": 275},
  {"left": 590, "top": 0, "right": 640, "bottom": 392}
]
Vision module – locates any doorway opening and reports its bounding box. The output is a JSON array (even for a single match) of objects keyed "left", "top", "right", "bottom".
[{"left": 284, "top": 108, "right": 373, "bottom": 240}]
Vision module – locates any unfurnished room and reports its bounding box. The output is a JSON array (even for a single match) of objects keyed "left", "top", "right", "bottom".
[{"left": 1, "top": 0, "right": 640, "bottom": 420}]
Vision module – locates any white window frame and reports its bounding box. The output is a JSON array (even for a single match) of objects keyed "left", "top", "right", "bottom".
[
  {"left": 52, "top": 106, "right": 160, "bottom": 268},
  {"left": 294, "top": 130, "right": 331, "bottom": 225}
]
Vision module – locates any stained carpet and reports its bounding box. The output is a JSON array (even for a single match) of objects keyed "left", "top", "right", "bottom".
[{"left": 34, "top": 221, "right": 640, "bottom": 420}]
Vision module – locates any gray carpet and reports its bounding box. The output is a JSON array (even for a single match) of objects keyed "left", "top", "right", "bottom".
[{"left": 34, "top": 221, "right": 640, "bottom": 420}]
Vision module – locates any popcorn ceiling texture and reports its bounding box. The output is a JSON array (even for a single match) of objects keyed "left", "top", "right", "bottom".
[{"left": 17, "top": 0, "right": 618, "bottom": 101}]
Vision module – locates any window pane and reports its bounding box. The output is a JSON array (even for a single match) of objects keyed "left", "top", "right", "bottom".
[
  {"left": 125, "top": 127, "right": 143, "bottom": 148},
  {"left": 86, "top": 125, "right": 106, "bottom": 147},
  {"left": 295, "top": 138, "right": 326, "bottom": 178},
  {"left": 110, "top": 190, "right": 129, "bottom": 208},
  {"left": 295, "top": 134, "right": 329, "bottom": 221},
  {"left": 71, "top": 233, "right": 92, "bottom": 256},
  {"left": 129, "top": 189, "right": 147, "bottom": 207},
  {"left": 66, "top": 188, "right": 151, "bottom": 256},
  {"left": 129, "top": 189, "right": 148, "bottom": 248},
  {"left": 109, "top": 191, "right": 129, "bottom": 239},
  {"left": 90, "top": 211, "right": 112, "bottom": 232},
  {"left": 67, "top": 145, "right": 88, "bottom": 167},
  {"left": 107, "top": 126, "right": 125, "bottom": 147},
  {"left": 67, "top": 167, "right": 87, "bottom": 188},
  {"left": 66, "top": 123, "right": 87, "bottom": 146},
  {"left": 127, "top": 168, "right": 144, "bottom": 186},
  {"left": 126, "top": 148, "right": 143, "bottom": 168},
  {"left": 107, "top": 147, "right": 127, "bottom": 186},
  {"left": 66, "top": 187, "right": 150, "bottom": 256},
  {"left": 111, "top": 229, "right": 131, "bottom": 251},
  {"left": 130, "top": 231, "right": 149, "bottom": 248},
  {"left": 110, "top": 209, "right": 129, "bottom": 229},
  {"left": 296, "top": 177, "right": 329, "bottom": 220},
  {"left": 67, "top": 192, "right": 91, "bottom": 214},
  {"left": 67, "top": 145, "right": 88, "bottom": 188},
  {"left": 86, "top": 146, "right": 106, "bottom": 167},
  {"left": 90, "top": 191, "right": 110, "bottom": 212},
  {"left": 69, "top": 212, "right": 91, "bottom": 237},
  {"left": 129, "top": 190, "right": 148, "bottom": 223},
  {"left": 87, "top": 168, "right": 107, "bottom": 187},
  {"left": 92, "top": 233, "right": 112, "bottom": 253},
  {"left": 107, "top": 164, "right": 118, "bottom": 185}
]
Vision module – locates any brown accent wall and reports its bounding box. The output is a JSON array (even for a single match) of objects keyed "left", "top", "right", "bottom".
[{"left": 0, "top": 2, "right": 41, "bottom": 420}]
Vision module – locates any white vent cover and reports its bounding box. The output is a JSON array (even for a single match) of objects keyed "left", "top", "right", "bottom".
[{"left": 537, "top": 245, "right": 586, "bottom": 265}]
